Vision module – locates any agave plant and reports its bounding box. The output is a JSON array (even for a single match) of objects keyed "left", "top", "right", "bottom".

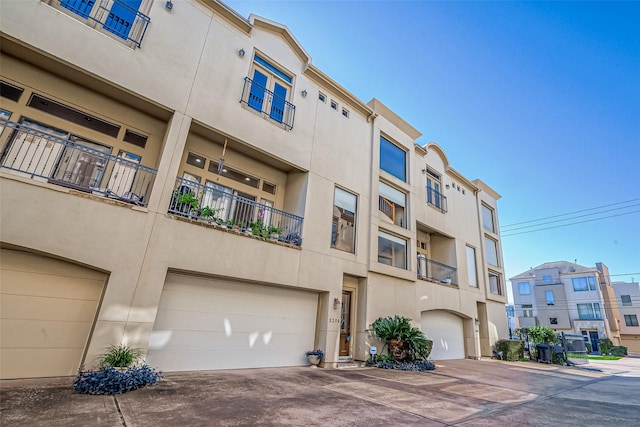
[{"left": 371, "top": 315, "right": 431, "bottom": 361}]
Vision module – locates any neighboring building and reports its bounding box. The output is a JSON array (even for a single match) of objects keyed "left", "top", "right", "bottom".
[
  {"left": 612, "top": 281, "right": 640, "bottom": 353},
  {"left": 510, "top": 261, "right": 622, "bottom": 353},
  {"left": 0, "top": 0, "right": 507, "bottom": 379}
]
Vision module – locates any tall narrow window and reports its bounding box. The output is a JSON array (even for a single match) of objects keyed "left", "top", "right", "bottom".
[
  {"left": 103, "top": 0, "right": 143, "bottom": 40},
  {"left": 378, "top": 181, "right": 407, "bottom": 227},
  {"left": 489, "top": 271, "right": 502, "bottom": 295},
  {"left": 545, "top": 290, "right": 555, "bottom": 305},
  {"left": 332, "top": 187, "right": 357, "bottom": 253},
  {"left": 481, "top": 204, "right": 496, "bottom": 233},
  {"left": 378, "top": 231, "right": 407, "bottom": 269},
  {"left": 522, "top": 304, "right": 533, "bottom": 317},
  {"left": 425, "top": 168, "right": 446, "bottom": 212},
  {"left": 247, "top": 54, "right": 293, "bottom": 125},
  {"left": 485, "top": 236, "right": 499, "bottom": 267},
  {"left": 466, "top": 245, "right": 478, "bottom": 287},
  {"left": 380, "top": 136, "right": 406, "bottom": 181}
]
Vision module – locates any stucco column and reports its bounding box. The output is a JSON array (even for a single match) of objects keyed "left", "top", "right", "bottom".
[{"left": 146, "top": 112, "right": 192, "bottom": 213}]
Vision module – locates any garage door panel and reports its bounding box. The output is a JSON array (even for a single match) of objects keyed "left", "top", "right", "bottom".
[
  {"left": 1, "top": 349, "right": 84, "bottom": 378},
  {"left": 421, "top": 310, "right": 465, "bottom": 360},
  {"left": 1, "top": 249, "right": 104, "bottom": 379},
  {"left": 1, "top": 319, "right": 93, "bottom": 348},
  {"left": 0, "top": 250, "right": 105, "bottom": 280},
  {"left": 1, "top": 294, "right": 100, "bottom": 322},
  {"left": 0, "top": 270, "right": 104, "bottom": 300},
  {"left": 147, "top": 273, "right": 318, "bottom": 371}
]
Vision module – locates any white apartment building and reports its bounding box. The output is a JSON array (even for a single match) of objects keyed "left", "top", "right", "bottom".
[
  {"left": 510, "top": 261, "right": 622, "bottom": 353},
  {"left": 0, "top": 0, "right": 508, "bottom": 379}
]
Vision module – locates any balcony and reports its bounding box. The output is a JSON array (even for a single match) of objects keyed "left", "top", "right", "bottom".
[
  {"left": 417, "top": 254, "right": 457, "bottom": 286},
  {"left": 0, "top": 118, "right": 157, "bottom": 206},
  {"left": 169, "top": 177, "right": 304, "bottom": 246},
  {"left": 240, "top": 77, "right": 296, "bottom": 130},
  {"left": 426, "top": 187, "right": 447, "bottom": 213},
  {"left": 45, "top": 0, "right": 150, "bottom": 48}
]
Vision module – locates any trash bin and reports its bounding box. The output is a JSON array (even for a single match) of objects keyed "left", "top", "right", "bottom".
[{"left": 536, "top": 344, "right": 552, "bottom": 363}]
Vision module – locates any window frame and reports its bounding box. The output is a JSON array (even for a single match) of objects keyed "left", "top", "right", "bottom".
[
  {"left": 488, "top": 270, "right": 502, "bottom": 295},
  {"left": 624, "top": 314, "right": 639, "bottom": 327},
  {"left": 518, "top": 281, "right": 531, "bottom": 295},
  {"left": 481, "top": 204, "right": 496, "bottom": 234},
  {"left": 466, "top": 245, "right": 478, "bottom": 287},
  {"left": 484, "top": 236, "right": 499, "bottom": 267},
  {"left": 572, "top": 277, "right": 595, "bottom": 292},
  {"left": 379, "top": 136, "right": 406, "bottom": 182},
  {"left": 545, "top": 290, "right": 555, "bottom": 305},
  {"left": 621, "top": 295, "right": 632, "bottom": 306},
  {"left": 247, "top": 54, "right": 294, "bottom": 126},
  {"left": 331, "top": 186, "right": 358, "bottom": 254},
  {"left": 377, "top": 230, "right": 407, "bottom": 269},
  {"left": 378, "top": 181, "right": 407, "bottom": 228}
]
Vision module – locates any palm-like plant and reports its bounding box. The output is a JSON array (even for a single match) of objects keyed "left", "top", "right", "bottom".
[{"left": 371, "top": 315, "right": 431, "bottom": 361}]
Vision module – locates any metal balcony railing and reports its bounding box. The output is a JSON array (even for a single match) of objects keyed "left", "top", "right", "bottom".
[
  {"left": 169, "top": 177, "right": 304, "bottom": 246},
  {"left": 426, "top": 187, "right": 447, "bottom": 213},
  {"left": 51, "top": 0, "right": 150, "bottom": 47},
  {"left": 417, "top": 254, "right": 458, "bottom": 285},
  {"left": 0, "top": 118, "right": 157, "bottom": 206},
  {"left": 240, "top": 77, "right": 296, "bottom": 130}
]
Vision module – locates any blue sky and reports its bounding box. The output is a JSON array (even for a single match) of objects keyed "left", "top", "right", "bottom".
[{"left": 224, "top": 0, "right": 640, "bottom": 300}]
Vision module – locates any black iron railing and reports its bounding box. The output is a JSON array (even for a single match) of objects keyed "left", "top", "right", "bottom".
[
  {"left": 0, "top": 118, "right": 156, "bottom": 206},
  {"left": 240, "top": 77, "right": 295, "bottom": 130},
  {"left": 169, "top": 177, "right": 304, "bottom": 246}
]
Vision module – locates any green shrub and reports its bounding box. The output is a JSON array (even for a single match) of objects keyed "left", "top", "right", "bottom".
[
  {"left": 611, "top": 346, "right": 628, "bottom": 356},
  {"left": 586, "top": 342, "right": 592, "bottom": 353},
  {"left": 98, "top": 345, "right": 142, "bottom": 368},
  {"left": 599, "top": 338, "right": 613, "bottom": 355},
  {"left": 495, "top": 339, "right": 524, "bottom": 361}
]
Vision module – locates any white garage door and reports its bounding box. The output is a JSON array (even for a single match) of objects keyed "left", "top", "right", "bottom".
[
  {"left": 146, "top": 273, "right": 318, "bottom": 372},
  {"left": 0, "top": 249, "right": 105, "bottom": 379},
  {"left": 421, "top": 310, "right": 465, "bottom": 360}
]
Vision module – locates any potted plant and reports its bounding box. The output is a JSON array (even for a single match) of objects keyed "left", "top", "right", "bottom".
[
  {"left": 305, "top": 349, "right": 324, "bottom": 367},
  {"left": 370, "top": 315, "right": 431, "bottom": 361},
  {"left": 268, "top": 225, "right": 282, "bottom": 240}
]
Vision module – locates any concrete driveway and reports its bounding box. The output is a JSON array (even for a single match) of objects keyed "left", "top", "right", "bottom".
[{"left": 2, "top": 358, "right": 639, "bottom": 426}]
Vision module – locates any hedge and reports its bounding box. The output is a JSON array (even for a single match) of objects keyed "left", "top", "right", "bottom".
[{"left": 495, "top": 339, "right": 524, "bottom": 361}]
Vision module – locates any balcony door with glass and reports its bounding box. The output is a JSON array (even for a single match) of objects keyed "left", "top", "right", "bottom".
[{"left": 104, "top": 0, "right": 142, "bottom": 40}]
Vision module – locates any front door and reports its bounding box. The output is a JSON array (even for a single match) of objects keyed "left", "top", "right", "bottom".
[
  {"left": 339, "top": 291, "right": 352, "bottom": 357},
  {"left": 589, "top": 331, "right": 600, "bottom": 353}
]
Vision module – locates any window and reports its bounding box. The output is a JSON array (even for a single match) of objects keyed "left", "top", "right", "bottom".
[
  {"left": 572, "top": 277, "right": 596, "bottom": 292},
  {"left": 331, "top": 100, "right": 338, "bottom": 110},
  {"left": 0, "top": 109, "right": 10, "bottom": 132},
  {"left": 187, "top": 152, "right": 206, "bottom": 169},
  {"left": 318, "top": 93, "right": 326, "bottom": 103},
  {"left": 545, "top": 290, "right": 555, "bottom": 305},
  {"left": 342, "top": 108, "right": 349, "bottom": 118},
  {"left": 550, "top": 317, "right": 558, "bottom": 325},
  {"left": 208, "top": 161, "right": 260, "bottom": 189},
  {"left": 577, "top": 303, "right": 602, "bottom": 320},
  {"left": 247, "top": 54, "right": 293, "bottom": 126},
  {"left": 485, "top": 236, "right": 499, "bottom": 267},
  {"left": 522, "top": 304, "right": 533, "bottom": 317},
  {"left": 518, "top": 282, "right": 531, "bottom": 295},
  {"left": 378, "top": 231, "right": 407, "bottom": 269},
  {"left": 425, "top": 167, "right": 446, "bottom": 211},
  {"left": 380, "top": 136, "right": 406, "bottom": 181},
  {"left": 466, "top": 246, "right": 478, "bottom": 287},
  {"left": 123, "top": 129, "right": 148, "bottom": 149},
  {"left": 489, "top": 271, "right": 502, "bottom": 295},
  {"left": 332, "top": 187, "right": 357, "bottom": 253},
  {"left": 543, "top": 275, "right": 552, "bottom": 283},
  {"left": 1, "top": 80, "right": 24, "bottom": 102},
  {"left": 621, "top": 295, "right": 632, "bottom": 306},
  {"left": 378, "top": 181, "right": 407, "bottom": 227},
  {"left": 481, "top": 204, "right": 496, "bottom": 233},
  {"left": 624, "top": 315, "right": 639, "bottom": 327},
  {"left": 262, "top": 181, "right": 277, "bottom": 195}
]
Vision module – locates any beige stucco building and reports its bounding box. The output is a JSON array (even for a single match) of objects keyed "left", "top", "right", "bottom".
[
  {"left": 0, "top": 0, "right": 508, "bottom": 379},
  {"left": 612, "top": 281, "right": 640, "bottom": 353}
]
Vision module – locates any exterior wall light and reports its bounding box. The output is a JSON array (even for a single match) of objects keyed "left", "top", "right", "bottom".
[
  {"left": 238, "top": 48, "right": 245, "bottom": 58},
  {"left": 333, "top": 298, "right": 341, "bottom": 310},
  {"left": 301, "top": 90, "right": 308, "bottom": 98},
  {"left": 165, "top": 1, "right": 173, "bottom": 10}
]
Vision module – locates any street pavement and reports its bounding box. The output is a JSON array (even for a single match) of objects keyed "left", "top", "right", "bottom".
[{"left": 1, "top": 358, "right": 639, "bottom": 426}]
